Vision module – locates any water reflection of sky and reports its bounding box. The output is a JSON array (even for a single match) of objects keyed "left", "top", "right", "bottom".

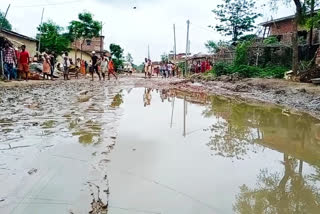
[{"left": 108, "top": 88, "right": 320, "bottom": 214}]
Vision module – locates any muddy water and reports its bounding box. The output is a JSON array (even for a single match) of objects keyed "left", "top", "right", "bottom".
[
  {"left": 107, "top": 88, "right": 320, "bottom": 214},
  {"left": 0, "top": 80, "right": 124, "bottom": 214},
  {"left": 1, "top": 80, "right": 320, "bottom": 214}
]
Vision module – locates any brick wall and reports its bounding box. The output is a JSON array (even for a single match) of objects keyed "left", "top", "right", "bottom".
[
  {"left": 269, "top": 19, "right": 320, "bottom": 45},
  {"left": 72, "top": 36, "right": 104, "bottom": 53},
  {"left": 270, "top": 19, "right": 295, "bottom": 35}
]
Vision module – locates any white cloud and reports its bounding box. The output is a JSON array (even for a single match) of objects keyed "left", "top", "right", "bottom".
[{"left": 1, "top": 0, "right": 294, "bottom": 64}]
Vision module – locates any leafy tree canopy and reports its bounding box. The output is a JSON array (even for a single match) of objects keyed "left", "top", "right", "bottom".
[
  {"left": 211, "top": 0, "right": 262, "bottom": 41},
  {"left": 68, "top": 12, "right": 102, "bottom": 41},
  {"left": 205, "top": 40, "right": 230, "bottom": 53},
  {"left": 110, "top": 43, "right": 124, "bottom": 70},
  {"left": 0, "top": 11, "right": 12, "bottom": 31},
  {"left": 126, "top": 53, "right": 133, "bottom": 64},
  {"left": 161, "top": 53, "right": 169, "bottom": 63},
  {"left": 37, "top": 21, "right": 70, "bottom": 55}
]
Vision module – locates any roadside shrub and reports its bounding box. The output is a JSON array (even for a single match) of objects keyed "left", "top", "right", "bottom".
[
  {"left": 231, "top": 65, "right": 262, "bottom": 78},
  {"left": 234, "top": 41, "right": 252, "bottom": 66},
  {"left": 260, "top": 66, "right": 288, "bottom": 78},
  {"left": 211, "top": 64, "right": 288, "bottom": 79},
  {"left": 212, "top": 62, "right": 232, "bottom": 76}
]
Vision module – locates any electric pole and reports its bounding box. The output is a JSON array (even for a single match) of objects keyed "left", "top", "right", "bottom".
[
  {"left": 184, "top": 20, "right": 190, "bottom": 77},
  {"left": 100, "top": 21, "right": 103, "bottom": 54},
  {"left": 38, "top": 8, "right": 45, "bottom": 52},
  {"left": 173, "top": 24, "right": 177, "bottom": 61},
  {"left": 148, "top": 45, "right": 150, "bottom": 60},
  {"left": 0, "top": 4, "right": 11, "bottom": 29}
]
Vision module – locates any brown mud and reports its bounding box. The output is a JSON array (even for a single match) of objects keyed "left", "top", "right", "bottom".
[{"left": 0, "top": 79, "right": 125, "bottom": 213}]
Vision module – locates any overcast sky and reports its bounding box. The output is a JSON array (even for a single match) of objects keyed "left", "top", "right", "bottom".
[{"left": 1, "top": 0, "right": 295, "bottom": 64}]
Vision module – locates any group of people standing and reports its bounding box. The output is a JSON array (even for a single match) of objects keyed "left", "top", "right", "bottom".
[
  {"left": 60, "top": 51, "right": 118, "bottom": 81},
  {"left": 2, "top": 42, "right": 30, "bottom": 81},
  {"left": 144, "top": 58, "right": 179, "bottom": 79},
  {"left": 159, "top": 62, "right": 177, "bottom": 78},
  {"left": 1, "top": 41, "right": 118, "bottom": 82},
  {"left": 190, "top": 59, "right": 212, "bottom": 73},
  {"left": 1, "top": 42, "right": 57, "bottom": 81},
  {"left": 89, "top": 51, "right": 117, "bottom": 81}
]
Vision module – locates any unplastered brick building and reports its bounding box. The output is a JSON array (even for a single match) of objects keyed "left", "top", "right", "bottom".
[
  {"left": 72, "top": 36, "right": 105, "bottom": 54},
  {"left": 260, "top": 10, "right": 320, "bottom": 45}
]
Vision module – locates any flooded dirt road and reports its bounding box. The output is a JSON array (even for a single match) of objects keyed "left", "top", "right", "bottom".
[
  {"left": 1, "top": 76, "right": 320, "bottom": 214},
  {"left": 0, "top": 79, "right": 126, "bottom": 214}
]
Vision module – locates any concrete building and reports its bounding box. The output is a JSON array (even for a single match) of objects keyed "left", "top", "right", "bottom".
[{"left": 0, "top": 29, "right": 38, "bottom": 56}]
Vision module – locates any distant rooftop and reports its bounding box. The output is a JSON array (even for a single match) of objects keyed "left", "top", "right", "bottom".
[
  {"left": 260, "top": 9, "right": 320, "bottom": 26},
  {"left": 0, "top": 29, "right": 38, "bottom": 42}
]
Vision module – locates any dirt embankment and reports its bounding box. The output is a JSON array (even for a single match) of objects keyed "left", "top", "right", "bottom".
[{"left": 136, "top": 75, "right": 320, "bottom": 120}]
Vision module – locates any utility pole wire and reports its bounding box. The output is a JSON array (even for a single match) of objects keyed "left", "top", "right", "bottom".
[{"left": 12, "top": 0, "right": 84, "bottom": 8}]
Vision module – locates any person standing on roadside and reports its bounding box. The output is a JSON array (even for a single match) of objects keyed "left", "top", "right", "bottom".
[
  {"left": 167, "top": 62, "right": 173, "bottom": 78},
  {"left": 62, "top": 52, "right": 70, "bottom": 80},
  {"left": 19, "top": 45, "right": 30, "bottom": 81},
  {"left": 100, "top": 55, "right": 108, "bottom": 81},
  {"left": 144, "top": 58, "right": 148, "bottom": 78},
  {"left": 3, "top": 42, "right": 17, "bottom": 81},
  {"left": 147, "top": 59, "right": 152, "bottom": 78},
  {"left": 107, "top": 57, "right": 118, "bottom": 80},
  {"left": 49, "top": 51, "right": 56, "bottom": 80},
  {"left": 91, "top": 51, "right": 101, "bottom": 81}
]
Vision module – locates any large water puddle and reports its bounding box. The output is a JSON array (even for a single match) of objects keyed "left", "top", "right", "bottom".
[{"left": 107, "top": 88, "right": 320, "bottom": 214}]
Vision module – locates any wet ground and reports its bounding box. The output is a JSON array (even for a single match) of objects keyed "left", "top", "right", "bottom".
[{"left": 1, "top": 76, "right": 320, "bottom": 214}]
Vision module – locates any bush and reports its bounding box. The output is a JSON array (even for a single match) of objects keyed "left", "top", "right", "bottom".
[
  {"left": 212, "top": 62, "right": 232, "bottom": 76},
  {"left": 234, "top": 41, "right": 252, "bottom": 66},
  {"left": 231, "top": 65, "right": 262, "bottom": 78},
  {"left": 263, "top": 36, "right": 279, "bottom": 45},
  {"left": 260, "top": 66, "right": 288, "bottom": 78},
  {"left": 212, "top": 63, "right": 288, "bottom": 79}
]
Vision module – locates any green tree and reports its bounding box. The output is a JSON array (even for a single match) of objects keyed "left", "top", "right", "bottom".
[
  {"left": 161, "top": 53, "right": 168, "bottom": 63},
  {"left": 0, "top": 11, "right": 12, "bottom": 30},
  {"left": 37, "top": 21, "right": 70, "bottom": 55},
  {"left": 205, "top": 40, "right": 218, "bottom": 53},
  {"left": 110, "top": 43, "right": 124, "bottom": 71},
  {"left": 136, "top": 63, "right": 145, "bottom": 73},
  {"left": 211, "top": 0, "right": 262, "bottom": 42},
  {"left": 68, "top": 12, "right": 102, "bottom": 59},
  {"left": 205, "top": 40, "right": 230, "bottom": 53},
  {"left": 126, "top": 53, "right": 133, "bottom": 64}
]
